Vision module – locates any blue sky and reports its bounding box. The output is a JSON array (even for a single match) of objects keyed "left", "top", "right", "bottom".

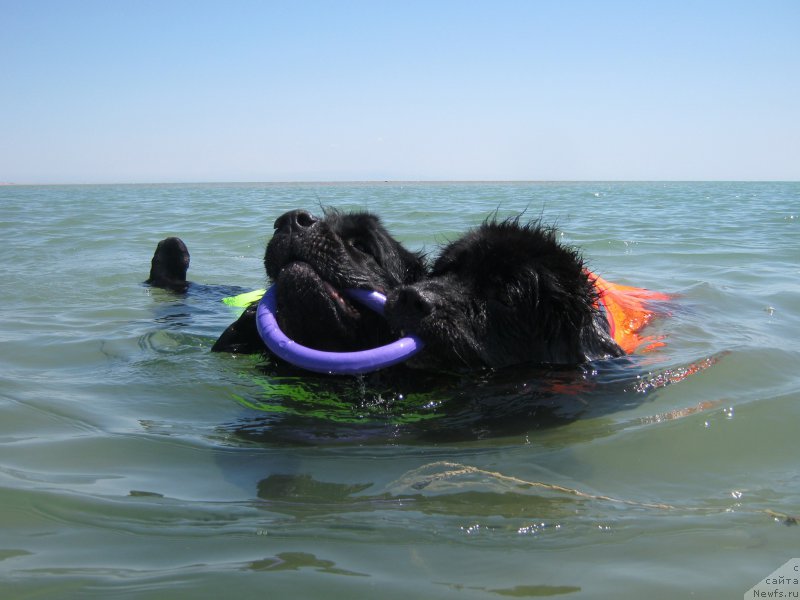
[{"left": 2, "top": 1, "right": 798, "bottom": 183}]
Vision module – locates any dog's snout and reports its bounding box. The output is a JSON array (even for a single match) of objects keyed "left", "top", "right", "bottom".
[
  {"left": 274, "top": 209, "right": 318, "bottom": 233},
  {"left": 393, "top": 287, "right": 433, "bottom": 318}
]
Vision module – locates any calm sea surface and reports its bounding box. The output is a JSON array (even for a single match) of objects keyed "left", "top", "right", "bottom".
[{"left": 1, "top": 182, "right": 798, "bottom": 599}]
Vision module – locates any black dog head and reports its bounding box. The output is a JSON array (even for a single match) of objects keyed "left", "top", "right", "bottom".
[
  {"left": 264, "top": 209, "right": 426, "bottom": 352},
  {"left": 146, "top": 237, "right": 191, "bottom": 292},
  {"left": 385, "top": 218, "right": 624, "bottom": 370}
]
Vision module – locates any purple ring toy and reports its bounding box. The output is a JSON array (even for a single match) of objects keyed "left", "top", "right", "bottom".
[{"left": 255, "top": 284, "right": 424, "bottom": 375}]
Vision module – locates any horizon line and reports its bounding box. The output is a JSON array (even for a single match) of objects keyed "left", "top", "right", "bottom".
[{"left": 2, "top": 178, "right": 798, "bottom": 187}]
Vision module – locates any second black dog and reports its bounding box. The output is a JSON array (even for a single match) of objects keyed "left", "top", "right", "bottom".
[{"left": 384, "top": 218, "right": 625, "bottom": 371}]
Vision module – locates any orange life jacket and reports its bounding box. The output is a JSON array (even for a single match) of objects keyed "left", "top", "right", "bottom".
[{"left": 588, "top": 272, "right": 671, "bottom": 354}]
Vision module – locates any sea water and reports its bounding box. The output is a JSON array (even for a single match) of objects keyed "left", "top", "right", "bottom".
[{"left": 0, "top": 182, "right": 798, "bottom": 598}]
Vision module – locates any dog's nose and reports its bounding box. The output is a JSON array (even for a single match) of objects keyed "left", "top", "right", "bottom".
[
  {"left": 391, "top": 287, "right": 433, "bottom": 318},
  {"left": 274, "top": 209, "right": 318, "bottom": 233}
]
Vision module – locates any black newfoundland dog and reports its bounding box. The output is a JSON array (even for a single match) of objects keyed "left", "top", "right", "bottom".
[
  {"left": 148, "top": 209, "right": 625, "bottom": 371},
  {"left": 385, "top": 218, "right": 624, "bottom": 370}
]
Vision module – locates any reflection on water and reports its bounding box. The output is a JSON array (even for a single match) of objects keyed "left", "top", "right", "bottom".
[
  {"left": 228, "top": 353, "right": 720, "bottom": 445},
  {"left": 244, "top": 552, "right": 369, "bottom": 577}
]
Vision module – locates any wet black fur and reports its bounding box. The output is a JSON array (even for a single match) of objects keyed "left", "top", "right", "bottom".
[
  {"left": 211, "top": 209, "right": 426, "bottom": 355},
  {"left": 147, "top": 213, "right": 624, "bottom": 372},
  {"left": 145, "top": 237, "right": 191, "bottom": 292},
  {"left": 383, "top": 218, "right": 624, "bottom": 370}
]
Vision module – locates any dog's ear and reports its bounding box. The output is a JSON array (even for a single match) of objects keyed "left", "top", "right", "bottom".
[{"left": 345, "top": 213, "right": 428, "bottom": 285}]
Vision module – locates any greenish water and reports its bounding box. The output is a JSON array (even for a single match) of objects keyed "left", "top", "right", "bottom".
[{"left": 1, "top": 182, "right": 798, "bottom": 599}]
